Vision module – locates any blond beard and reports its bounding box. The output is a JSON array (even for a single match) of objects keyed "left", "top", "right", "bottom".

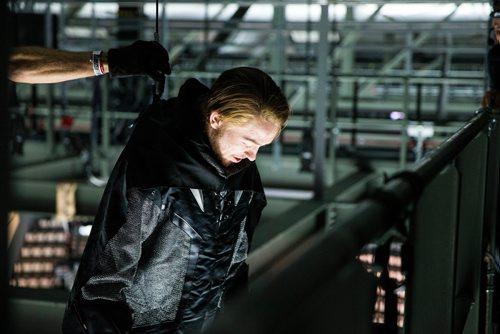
[{"left": 206, "top": 124, "right": 232, "bottom": 167}]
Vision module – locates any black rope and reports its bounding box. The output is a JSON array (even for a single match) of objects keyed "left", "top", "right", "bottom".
[
  {"left": 155, "top": 0, "right": 159, "bottom": 39},
  {"left": 152, "top": 0, "right": 164, "bottom": 103}
]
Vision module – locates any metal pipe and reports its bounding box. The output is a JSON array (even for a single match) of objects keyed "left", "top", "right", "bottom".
[
  {"left": 100, "top": 77, "right": 109, "bottom": 179},
  {"left": 44, "top": 2, "right": 55, "bottom": 153},
  {"left": 410, "top": 109, "right": 490, "bottom": 182},
  {"left": 416, "top": 83, "right": 422, "bottom": 122},
  {"left": 437, "top": 32, "right": 452, "bottom": 121},
  {"left": 271, "top": 1, "right": 285, "bottom": 171},
  {"left": 329, "top": 75, "right": 339, "bottom": 182},
  {"left": 312, "top": 3, "right": 329, "bottom": 200},
  {"left": 171, "top": 70, "right": 484, "bottom": 85},
  {"left": 351, "top": 80, "right": 359, "bottom": 148},
  {"left": 328, "top": 5, "right": 339, "bottom": 186},
  {"left": 399, "top": 77, "right": 410, "bottom": 169},
  {"left": 60, "top": 1, "right": 68, "bottom": 117}
]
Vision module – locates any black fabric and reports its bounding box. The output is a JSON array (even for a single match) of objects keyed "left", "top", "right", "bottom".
[
  {"left": 77, "top": 300, "right": 133, "bottom": 334},
  {"left": 108, "top": 41, "right": 171, "bottom": 81},
  {"left": 222, "top": 262, "right": 249, "bottom": 304},
  {"left": 62, "top": 299, "right": 133, "bottom": 334},
  {"left": 488, "top": 44, "right": 500, "bottom": 89},
  {"left": 62, "top": 79, "right": 267, "bottom": 334}
]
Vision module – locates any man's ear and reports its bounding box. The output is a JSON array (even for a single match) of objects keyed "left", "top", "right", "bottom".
[{"left": 209, "top": 110, "right": 222, "bottom": 129}]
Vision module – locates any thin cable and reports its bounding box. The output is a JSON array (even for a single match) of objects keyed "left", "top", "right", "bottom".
[
  {"left": 154, "top": 0, "right": 159, "bottom": 42},
  {"left": 152, "top": 0, "right": 164, "bottom": 102}
]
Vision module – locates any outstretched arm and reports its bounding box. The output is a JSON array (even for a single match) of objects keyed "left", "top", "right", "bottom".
[
  {"left": 9, "top": 46, "right": 108, "bottom": 84},
  {"left": 9, "top": 41, "right": 171, "bottom": 84}
]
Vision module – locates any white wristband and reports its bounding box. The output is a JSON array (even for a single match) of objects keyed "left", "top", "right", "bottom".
[{"left": 91, "top": 50, "right": 104, "bottom": 76}]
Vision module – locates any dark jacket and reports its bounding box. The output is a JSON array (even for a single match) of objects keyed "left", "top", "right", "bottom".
[
  {"left": 62, "top": 79, "right": 267, "bottom": 333},
  {"left": 488, "top": 44, "right": 500, "bottom": 90}
]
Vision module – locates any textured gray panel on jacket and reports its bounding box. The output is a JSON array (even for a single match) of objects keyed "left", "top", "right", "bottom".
[{"left": 126, "top": 210, "right": 191, "bottom": 326}]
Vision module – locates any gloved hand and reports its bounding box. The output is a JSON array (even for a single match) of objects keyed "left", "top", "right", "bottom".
[
  {"left": 108, "top": 40, "right": 171, "bottom": 81},
  {"left": 481, "top": 89, "right": 500, "bottom": 109}
]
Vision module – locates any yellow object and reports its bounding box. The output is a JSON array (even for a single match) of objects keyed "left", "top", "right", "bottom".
[{"left": 56, "top": 182, "right": 77, "bottom": 222}]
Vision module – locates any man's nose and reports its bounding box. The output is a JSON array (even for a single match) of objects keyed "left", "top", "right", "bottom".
[{"left": 244, "top": 147, "right": 259, "bottom": 161}]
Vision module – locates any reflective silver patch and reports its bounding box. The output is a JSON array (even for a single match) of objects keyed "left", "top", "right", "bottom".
[
  {"left": 190, "top": 188, "right": 205, "bottom": 212},
  {"left": 126, "top": 211, "right": 193, "bottom": 326},
  {"left": 234, "top": 190, "right": 243, "bottom": 206},
  {"left": 231, "top": 218, "right": 248, "bottom": 264},
  {"left": 81, "top": 189, "right": 160, "bottom": 302}
]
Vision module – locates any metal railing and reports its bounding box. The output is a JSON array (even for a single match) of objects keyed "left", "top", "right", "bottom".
[{"left": 208, "top": 108, "right": 500, "bottom": 334}]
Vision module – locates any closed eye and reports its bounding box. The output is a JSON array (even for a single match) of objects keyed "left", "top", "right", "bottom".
[
  {"left": 242, "top": 140, "right": 258, "bottom": 148},
  {"left": 242, "top": 136, "right": 261, "bottom": 146}
]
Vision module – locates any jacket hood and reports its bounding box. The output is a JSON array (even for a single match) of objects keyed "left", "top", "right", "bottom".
[{"left": 123, "top": 79, "right": 262, "bottom": 192}]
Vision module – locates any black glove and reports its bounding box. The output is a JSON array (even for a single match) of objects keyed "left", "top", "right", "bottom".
[{"left": 108, "top": 40, "right": 171, "bottom": 81}]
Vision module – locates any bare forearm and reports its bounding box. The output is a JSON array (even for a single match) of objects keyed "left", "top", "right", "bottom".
[{"left": 9, "top": 46, "right": 109, "bottom": 84}]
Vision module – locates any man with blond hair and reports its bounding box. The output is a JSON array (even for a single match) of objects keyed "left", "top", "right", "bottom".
[{"left": 10, "top": 41, "right": 290, "bottom": 333}]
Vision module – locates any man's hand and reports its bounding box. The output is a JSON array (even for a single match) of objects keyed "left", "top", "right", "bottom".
[
  {"left": 482, "top": 89, "right": 500, "bottom": 108},
  {"left": 108, "top": 40, "right": 171, "bottom": 81}
]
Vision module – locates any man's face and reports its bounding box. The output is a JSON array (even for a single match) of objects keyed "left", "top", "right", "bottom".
[
  {"left": 493, "top": 17, "right": 500, "bottom": 43},
  {"left": 207, "top": 111, "right": 280, "bottom": 167}
]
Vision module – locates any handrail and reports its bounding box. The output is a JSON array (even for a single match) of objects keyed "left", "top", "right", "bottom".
[
  {"left": 410, "top": 109, "right": 490, "bottom": 182},
  {"left": 208, "top": 108, "right": 497, "bottom": 334}
]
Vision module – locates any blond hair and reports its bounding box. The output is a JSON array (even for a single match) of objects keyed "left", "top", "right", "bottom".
[{"left": 205, "top": 67, "right": 290, "bottom": 129}]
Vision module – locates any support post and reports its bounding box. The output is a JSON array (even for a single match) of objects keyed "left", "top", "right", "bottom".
[{"left": 313, "top": 3, "right": 329, "bottom": 200}]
